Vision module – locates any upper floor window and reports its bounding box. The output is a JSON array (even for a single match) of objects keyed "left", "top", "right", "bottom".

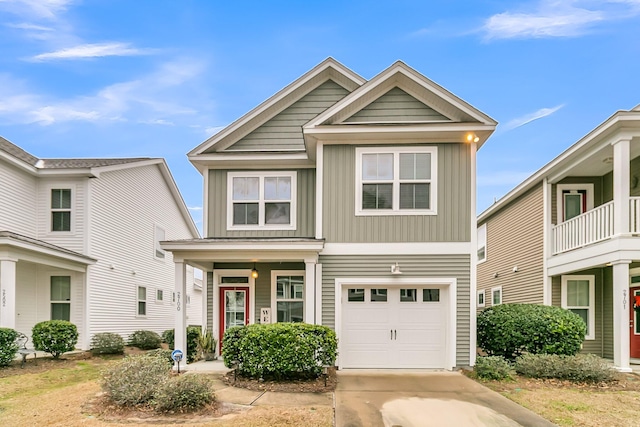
[
  {"left": 154, "top": 225, "right": 166, "bottom": 260},
  {"left": 355, "top": 147, "right": 437, "bottom": 216},
  {"left": 51, "top": 189, "right": 71, "bottom": 232},
  {"left": 556, "top": 184, "right": 594, "bottom": 223},
  {"left": 227, "top": 171, "right": 297, "bottom": 230},
  {"left": 477, "top": 223, "right": 487, "bottom": 263}
]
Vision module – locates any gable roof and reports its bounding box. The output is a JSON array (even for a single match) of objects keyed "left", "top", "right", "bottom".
[
  {"left": 189, "top": 57, "right": 365, "bottom": 157},
  {"left": 478, "top": 107, "right": 640, "bottom": 223}
]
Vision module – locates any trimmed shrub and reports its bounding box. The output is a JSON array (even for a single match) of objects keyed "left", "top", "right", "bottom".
[
  {"left": 32, "top": 320, "right": 78, "bottom": 359},
  {"left": 222, "top": 323, "right": 337, "bottom": 380},
  {"left": 474, "top": 356, "right": 514, "bottom": 381},
  {"left": 0, "top": 328, "right": 19, "bottom": 367},
  {"left": 162, "top": 326, "right": 201, "bottom": 363},
  {"left": 146, "top": 348, "right": 173, "bottom": 364},
  {"left": 127, "top": 330, "right": 162, "bottom": 350},
  {"left": 153, "top": 374, "right": 215, "bottom": 412},
  {"left": 514, "top": 353, "right": 617, "bottom": 383},
  {"left": 101, "top": 353, "right": 171, "bottom": 406},
  {"left": 477, "top": 303, "right": 586, "bottom": 360},
  {"left": 90, "top": 332, "right": 125, "bottom": 355}
]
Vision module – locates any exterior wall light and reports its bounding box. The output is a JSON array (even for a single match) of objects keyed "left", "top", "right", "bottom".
[{"left": 251, "top": 263, "right": 259, "bottom": 279}]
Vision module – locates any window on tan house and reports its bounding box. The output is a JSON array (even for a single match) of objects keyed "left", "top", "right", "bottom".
[
  {"left": 477, "top": 289, "right": 486, "bottom": 308},
  {"left": 477, "top": 224, "right": 487, "bottom": 263},
  {"left": 491, "top": 286, "right": 502, "bottom": 305},
  {"left": 561, "top": 275, "right": 595, "bottom": 339}
]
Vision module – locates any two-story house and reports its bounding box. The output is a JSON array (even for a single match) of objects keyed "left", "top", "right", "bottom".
[
  {"left": 0, "top": 137, "right": 201, "bottom": 349},
  {"left": 477, "top": 106, "right": 640, "bottom": 372},
  {"left": 163, "top": 58, "right": 496, "bottom": 369}
]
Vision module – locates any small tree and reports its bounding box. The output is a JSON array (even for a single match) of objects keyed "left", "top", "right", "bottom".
[{"left": 32, "top": 320, "right": 78, "bottom": 359}]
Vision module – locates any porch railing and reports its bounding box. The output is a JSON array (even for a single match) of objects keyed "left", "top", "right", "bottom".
[
  {"left": 631, "top": 197, "right": 640, "bottom": 234},
  {"left": 552, "top": 201, "right": 614, "bottom": 254}
]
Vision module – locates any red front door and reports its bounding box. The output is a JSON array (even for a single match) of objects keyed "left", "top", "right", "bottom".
[
  {"left": 219, "top": 286, "right": 250, "bottom": 352},
  {"left": 629, "top": 287, "right": 640, "bottom": 358}
]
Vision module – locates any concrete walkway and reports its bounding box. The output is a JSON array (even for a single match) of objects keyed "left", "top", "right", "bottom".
[{"left": 335, "top": 371, "right": 556, "bottom": 427}]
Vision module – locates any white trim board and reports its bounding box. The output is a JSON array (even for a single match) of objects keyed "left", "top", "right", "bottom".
[{"left": 321, "top": 242, "right": 472, "bottom": 256}]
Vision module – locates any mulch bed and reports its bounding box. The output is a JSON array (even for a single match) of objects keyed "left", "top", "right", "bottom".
[{"left": 221, "top": 367, "right": 337, "bottom": 393}]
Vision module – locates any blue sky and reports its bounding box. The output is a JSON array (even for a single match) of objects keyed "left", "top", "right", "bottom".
[{"left": 1, "top": 0, "right": 639, "bottom": 232}]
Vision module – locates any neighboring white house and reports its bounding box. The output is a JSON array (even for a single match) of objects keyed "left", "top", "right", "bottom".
[{"left": 0, "top": 137, "right": 201, "bottom": 349}]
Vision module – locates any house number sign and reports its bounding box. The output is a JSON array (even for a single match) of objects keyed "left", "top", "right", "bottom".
[
  {"left": 176, "top": 292, "right": 181, "bottom": 311},
  {"left": 623, "top": 289, "right": 627, "bottom": 309},
  {"left": 1, "top": 289, "right": 5, "bottom": 307},
  {"left": 261, "top": 308, "right": 271, "bottom": 324}
]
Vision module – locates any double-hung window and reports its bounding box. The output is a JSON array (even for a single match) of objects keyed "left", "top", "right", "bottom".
[
  {"left": 51, "top": 276, "right": 71, "bottom": 321},
  {"left": 561, "top": 275, "right": 595, "bottom": 339},
  {"left": 51, "top": 189, "right": 72, "bottom": 232},
  {"left": 356, "top": 147, "right": 437, "bottom": 215},
  {"left": 272, "top": 272, "right": 304, "bottom": 323},
  {"left": 137, "top": 286, "right": 147, "bottom": 316},
  {"left": 227, "top": 171, "right": 296, "bottom": 230},
  {"left": 477, "top": 224, "right": 487, "bottom": 263}
]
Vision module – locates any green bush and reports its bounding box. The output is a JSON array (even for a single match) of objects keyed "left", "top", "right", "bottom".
[
  {"left": 0, "top": 328, "right": 19, "bottom": 367},
  {"left": 474, "top": 356, "right": 514, "bottom": 381},
  {"left": 146, "top": 348, "right": 173, "bottom": 364},
  {"left": 153, "top": 374, "right": 215, "bottom": 412},
  {"left": 162, "top": 326, "right": 201, "bottom": 363},
  {"left": 90, "top": 332, "right": 125, "bottom": 355},
  {"left": 222, "top": 323, "right": 337, "bottom": 380},
  {"left": 101, "top": 353, "right": 171, "bottom": 406},
  {"left": 514, "top": 353, "right": 617, "bottom": 383},
  {"left": 32, "top": 320, "right": 78, "bottom": 359},
  {"left": 477, "top": 303, "right": 586, "bottom": 360},
  {"left": 127, "top": 330, "right": 162, "bottom": 350}
]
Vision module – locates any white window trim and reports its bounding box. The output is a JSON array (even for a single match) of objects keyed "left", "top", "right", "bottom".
[
  {"left": 477, "top": 289, "right": 486, "bottom": 308},
  {"left": 491, "top": 286, "right": 502, "bottom": 306},
  {"left": 154, "top": 224, "right": 166, "bottom": 261},
  {"left": 561, "top": 275, "right": 595, "bottom": 340},
  {"left": 477, "top": 223, "right": 487, "bottom": 264},
  {"left": 48, "top": 185, "right": 76, "bottom": 234},
  {"left": 156, "top": 288, "right": 164, "bottom": 304},
  {"left": 556, "top": 184, "right": 594, "bottom": 223},
  {"left": 271, "top": 270, "right": 305, "bottom": 323},
  {"left": 50, "top": 275, "right": 71, "bottom": 321},
  {"left": 355, "top": 146, "right": 438, "bottom": 216},
  {"left": 227, "top": 171, "right": 297, "bottom": 230},
  {"left": 137, "top": 285, "right": 147, "bottom": 317}
]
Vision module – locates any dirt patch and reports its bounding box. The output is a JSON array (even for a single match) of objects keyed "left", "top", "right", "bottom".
[{"left": 221, "top": 367, "right": 337, "bottom": 393}]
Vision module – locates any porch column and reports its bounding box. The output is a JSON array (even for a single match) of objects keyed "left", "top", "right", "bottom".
[
  {"left": 543, "top": 177, "right": 553, "bottom": 305},
  {"left": 174, "top": 261, "right": 187, "bottom": 362},
  {"left": 612, "top": 138, "right": 631, "bottom": 236},
  {"left": 613, "top": 260, "right": 632, "bottom": 372},
  {"left": 0, "top": 258, "right": 17, "bottom": 329},
  {"left": 304, "top": 259, "right": 316, "bottom": 324}
]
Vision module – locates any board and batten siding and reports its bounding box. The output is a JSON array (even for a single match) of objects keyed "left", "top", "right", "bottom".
[
  {"left": 87, "top": 164, "right": 198, "bottom": 342},
  {"left": 0, "top": 159, "right": 37, "bottom": 237},
  {"left": 344, "top": 87, "right": 449, "bottom": 123},
  {"left": 207, "top": 169, "right": 315, "bottom": 238},
  {"left": 478, "top": 183, "right": 544, "bottom": 305},
  {"left": 319, "top": 254, "right": 471, "bottom": 367},
  {"left": 322, "top": 143, "right": 470, "bottom": 243},
  {"left": 551, "top": 268, "right": 611, "bottom": 358},
  {"left": 227, "top": 80, "right": 350, "bottom": 151}
]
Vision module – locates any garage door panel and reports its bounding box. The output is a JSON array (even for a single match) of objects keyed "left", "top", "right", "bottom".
[
  {"left": 343, "top": 349, "right": 391, "bottom": 368},
  {"left": 344, "top": 306, "right": 390, "bottom": 324}
]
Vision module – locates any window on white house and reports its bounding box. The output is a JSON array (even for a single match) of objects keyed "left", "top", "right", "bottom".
[
  {"left": 51, "top": 276, "right": 71, "bottom": 321},
  {"left": 228, "top": 172, "right": 297, "bottom": 230},
  {"left": 156, "top": 289, "right": 164, "bottom": 303},
  {"left": 561, "top": 275, "right": 595, "bottom": 339},
  {"left": 51, "top": 189, "right": 71, "bottom": 232},
  {"left": 274, "top": 274, "right": 304, "bottom": 322},
  {"left": 477, "top": 290, "right": 486, "bottom": 308},
  {"left": 477, "top": 224, "right": 487, "bottom": 263},
  {"left": 356, "top": 147, "right": 437, "bottom": 215},
  {"left": 154, "top": 225, "right": 166, "bottom": 260},
  {"left": 491, "top": 286, "right": 502, "bottom": 305},
  {"left": 137, "top": 286, "right": 147, "bottom": 316}
]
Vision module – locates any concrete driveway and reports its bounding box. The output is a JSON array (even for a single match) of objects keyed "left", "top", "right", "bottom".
[{"left": 335, "top": 371, "right": 556, "bottom": 427}]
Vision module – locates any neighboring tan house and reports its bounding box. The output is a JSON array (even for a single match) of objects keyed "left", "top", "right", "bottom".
[
  {"left": 162, "top": 58, "right": 497, "bottom": 369},
  {"left": 477, "top": 106, "right": 640, "bottom": 372},
  {"left": 0, "top": 137, "right": 201, "bottom": 349}
]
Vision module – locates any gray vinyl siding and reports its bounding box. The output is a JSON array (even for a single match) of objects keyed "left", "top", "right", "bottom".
[
  {"left": 344, "top": 87, "right": 449, "bottom": 123},
  {"left": 207, "top": 169, "right": 315, "bottom": 238},
  {"left": 322, "top": 143, "right": 470, "bottom": 243},
  {"left": 477, "top": 184, "right": 544, "bottom": 305},
  {"left": 212, "top": 262, "right": 305, "bottom": 322},
  {"left": 551, "top": 268, "right": 610, "bottom": 358},
  {"left": 227, "top": 80, "right": 350, "bottom": 151},
  {"left": 319, "top": 254, "right": 471, "bottom": 367}
]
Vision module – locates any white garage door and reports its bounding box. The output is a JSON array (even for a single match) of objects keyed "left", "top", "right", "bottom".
[{"left": 341, "top": 286, "right": 447, "bottom": 369}]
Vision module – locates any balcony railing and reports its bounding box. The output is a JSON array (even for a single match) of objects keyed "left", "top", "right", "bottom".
[
  {"left": 631, "top": 197, "right": 640, "bottom": 234},
  {"left": 552, "top": 201, "right": 614, "bottom": 254}
]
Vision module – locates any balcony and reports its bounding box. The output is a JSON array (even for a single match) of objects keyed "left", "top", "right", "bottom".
[{"left": 552, "top": 197, "right": 640, "bottom": 255}]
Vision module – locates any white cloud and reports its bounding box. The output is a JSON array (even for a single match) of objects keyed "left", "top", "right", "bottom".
[
  {"left": 0, "top": 0, "right": 72, "bottom": 20},
  {"left": 29, "top": 42, "right": 153, "bottom": 61},
  {"left": 5, "top": 22, "right": 53, "bottom": 31},
  {"left": 502, "top": 104, "right": 565, "bottom": 131},
  {"left": 480, "top": 0, "right": 640, "bottom": 40}
]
